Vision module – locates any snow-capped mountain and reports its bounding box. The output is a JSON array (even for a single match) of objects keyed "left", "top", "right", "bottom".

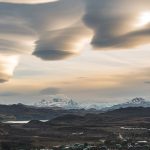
[
  {"left": 80, "top": 103, "right": 114, "bottom": 110},
  {"left": 127, "top": 97, "right": 148, "bottom": 105},
  {"left": 34, "top": 97, "right": 113, "bottom": 110},
  {"left": 34, "top": 97, "right": 79, "bottom": 109},
  {"left": 34, "top": 97, "right": 150, "bottom": 110},
  {"left": 105, "top": 97, "right": 150, "bottom": 111}
]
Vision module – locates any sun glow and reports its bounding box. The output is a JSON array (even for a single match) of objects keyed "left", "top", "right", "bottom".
[
  {"left": 1, "top": 55, "right": 19, "bottom": 75},
  {"left": 136, "top": 11, "right": 150, "bottom": 27},
  {"left": 75, "top": 38, "right": 91, "bottom": 53}
]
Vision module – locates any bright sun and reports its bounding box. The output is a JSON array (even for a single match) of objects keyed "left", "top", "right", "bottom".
[{"left": 136, "top": 11, "right": 150, "bottom": 27}]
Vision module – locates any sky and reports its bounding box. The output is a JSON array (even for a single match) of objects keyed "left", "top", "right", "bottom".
[{"left": 0, "top": 0, "right": 150, "bottom": 104}]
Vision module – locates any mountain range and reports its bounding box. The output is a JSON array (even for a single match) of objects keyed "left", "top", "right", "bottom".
[
  {"left": 104, "top": 97, "right": 150, "bottom": 111},
  {"left": 34, "top": 98, "right": 79, "bottom": 109},
  {"left": 0, "top": 97, "right": 150, "bottom": 122},
  {"left": 34, "top": 97, "right": 150, "bottom": 110}
]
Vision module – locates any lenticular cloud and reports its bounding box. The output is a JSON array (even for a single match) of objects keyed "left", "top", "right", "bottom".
[{"left": 0, "top": 0, "right": 150, "bottom": 82}]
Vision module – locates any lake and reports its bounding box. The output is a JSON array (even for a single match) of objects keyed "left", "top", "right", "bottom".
[{"left": 3, "top": 120, "right": 48, "bottom": 124}]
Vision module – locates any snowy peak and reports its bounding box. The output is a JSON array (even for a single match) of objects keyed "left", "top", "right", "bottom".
[
  {"left": 67, "top": 100, "right": 79, "bottom": 109},
  {"left": 34, "top": 98, "right": 79, "bottom": 109},
  {"left": 127, "top": 97, "right": 146, "bottom": 105},
  {"left": 106, "top": 97, "right": 150, "bottom": 111},
  {"left": 34, "top": 97, "right": 150, "bottom": 111},
  {"left": 34, "top": 98, "right": 113, "bottom": 110}
]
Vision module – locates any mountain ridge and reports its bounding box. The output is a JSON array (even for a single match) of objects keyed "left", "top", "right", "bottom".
[
  {"left": 34, "top": 97, "right": 150, "bottom": 110},
  {"left": 104, "top": 97, "right": 150, "bottom": 111}
]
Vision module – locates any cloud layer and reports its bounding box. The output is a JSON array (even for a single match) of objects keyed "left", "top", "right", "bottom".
[{"left": 0, "top": 0, "right": 150, "bottom": 82}]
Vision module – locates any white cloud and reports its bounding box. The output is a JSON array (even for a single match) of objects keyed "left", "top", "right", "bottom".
[{"left": 0, "top": 54, "right": 19, "bottom": 82}]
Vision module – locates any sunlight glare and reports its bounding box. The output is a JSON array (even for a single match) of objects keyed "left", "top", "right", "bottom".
[{"left": 136, "top": 11, "right": 150, "bottom": 27}]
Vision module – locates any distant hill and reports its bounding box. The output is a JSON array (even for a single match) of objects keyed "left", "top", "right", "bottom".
[
  {"left": 0, "top": 103, "right": 100, "bottom": 122},
  {"left": 47, "top": 107, "right": 150, "bottom": 127},
  {"left": 2, "top": 106, "right": 150, "bottom": 148}
]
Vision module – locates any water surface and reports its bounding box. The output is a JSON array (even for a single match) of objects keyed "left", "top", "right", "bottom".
[{"left": 3, "top": 120, "right": 48, "bottom": 124}]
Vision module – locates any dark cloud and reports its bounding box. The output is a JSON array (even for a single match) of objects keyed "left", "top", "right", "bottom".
[
  {"left": 33, "top": 28, "right": 77, "bottom": 60},
  {"left": 33, "top": 26, "right": 90, "bottom": 60},
  {"left": 0, "top": 72, "right": 11, "bottom": 83},
  {"left": 91, "top": 24, "right": 150, "bottom": 49},
  {"left": 144, "top": 81, "right": 150, "bottom": 84},
  {"left": 83, "top": 0, "right": 150, "bottom": 49},
  {"left": 33, "top": 50, "right": 74, "bottom": 61},
  {"left": 40, "top": 87, "right": 60, "bottom": 95},
  {"left": 0, "top": 78, "right": 8, "bottom": 83}
]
